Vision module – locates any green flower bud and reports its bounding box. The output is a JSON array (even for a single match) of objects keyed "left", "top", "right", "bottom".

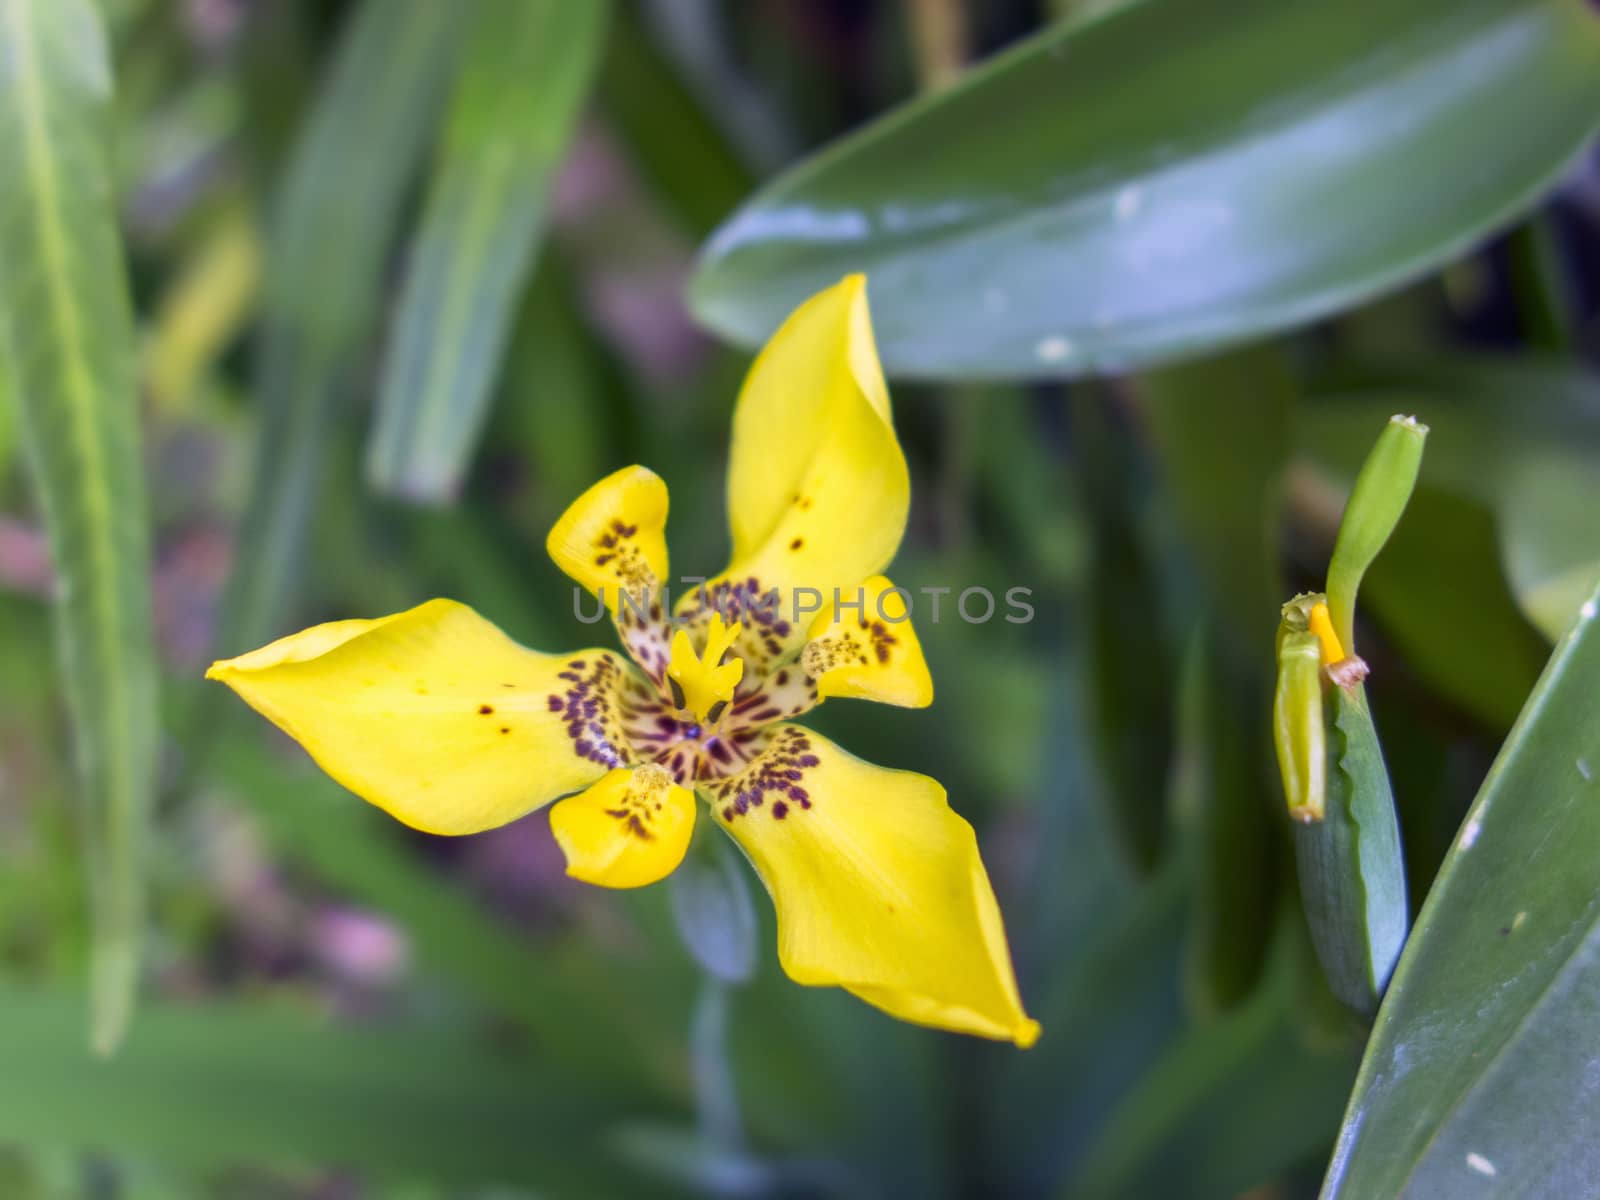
[{"left": 1326, "top": 415, "right": 1428, "bottom": 653}]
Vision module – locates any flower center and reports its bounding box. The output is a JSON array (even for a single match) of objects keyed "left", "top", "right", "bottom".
[{"left": 665, "top": 613, "right": 745, "bottom": 727}]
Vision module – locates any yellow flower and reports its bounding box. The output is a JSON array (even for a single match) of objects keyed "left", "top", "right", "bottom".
[{"left": 208, "top": 276, "right": 1039, "bottom": 1048}]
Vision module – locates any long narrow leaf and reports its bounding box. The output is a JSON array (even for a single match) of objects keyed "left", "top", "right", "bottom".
[
  {"left": 367, "top": 0, "right": 609, "bottom": 503},
  {"left": 0, "top": 984, "right": 657, "bottom": 1195},
  {"left": 0, "top": 0, "right": 157, "bottom": 1053},
  {"left": 217, "top": 0, "right": 461, "bottom": 653}
]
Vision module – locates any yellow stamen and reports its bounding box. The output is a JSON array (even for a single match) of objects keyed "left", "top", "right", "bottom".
[
  {"left": 667, "top": 613, "right": 745, "bottom": 725},
  {"left": 1308, "top": 602, "right": 1345, "bottom": 666}
]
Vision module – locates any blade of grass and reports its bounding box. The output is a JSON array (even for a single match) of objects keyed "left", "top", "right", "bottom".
[
  {"left": 367, "top": 0, "right": 610, "bottom": 503},
  {"left": 216, "top": 0, "right": 462, "bottom": 655},
  {"left": 597, "top": 5, "right": 752, "bottom": 238},
  {"left": 0, "top": 0, "right": 158, "bottom": 1053}
]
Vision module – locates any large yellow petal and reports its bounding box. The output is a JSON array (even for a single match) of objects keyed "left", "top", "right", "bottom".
[
  {"left": 688, "top": 275, "right": 909, "bottom": 671},
  {"left": 207, "top": 599, "right": 644, "bottom": 835},
  {"left": 707, "top": 726, "right": 1038, "bottom": 1046},
  {"left": 549, "top": 764, "right": 696, "bottom": 889}
]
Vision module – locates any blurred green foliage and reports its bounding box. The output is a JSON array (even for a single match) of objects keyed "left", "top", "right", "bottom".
[{"left": 1, "top": 1, "right": 1599, "bottom": 1197}]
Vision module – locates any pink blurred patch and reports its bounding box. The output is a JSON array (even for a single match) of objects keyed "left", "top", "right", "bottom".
[
  {"left": 308, "top": 906, "right": 412, "bottom": 988},
  {"left": 0, "top": 518, "right": 53, "bottom": 597}
]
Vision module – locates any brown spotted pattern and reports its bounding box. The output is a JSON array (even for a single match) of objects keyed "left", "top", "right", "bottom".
[
  {"left": 803, "top": 615, "right": 899, "bottom": 678},
  {"left": 591, "top": 517, "right": 652, "bottom": 594},
  {"left": 707, "top": 726, "right": 822, "bottom": 822},
  {"left": 546, "top": 637, "right": 777, "bottom": 788},
  {"left": 554, "top": 521, "right": 847, "bottom": 821},
  {"left": 605, "top": 763, "right": 675, "bottom": 841}
]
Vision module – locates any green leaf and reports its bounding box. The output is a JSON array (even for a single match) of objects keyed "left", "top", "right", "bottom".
[
  {"left": 1059, "top": 918, "right": 1356, "bottom": 1200},
  {"left": 366, "top": 0, "right": 609, "bottom": 503},
  {"left": 1292, "top": 684, "right": 1407, "bottom": 1015},
  {"left": 0, "top": 364, "right": 14, "bottom": 484},
  {"left": 1075, "top": 392, "right": 1174, "bottom": 872},
  {"left": 0, "top": 0, "right": 158, "bottom": 1054},
  {"left": 1500, "top": 455, "right": 1600, "bottom": 642},
  {"left": 598, "top": 6, "right": 752, "bottom": 238},
  {"left": 217, "top": 0, "right": 461, "bottom": 653},
  {"left": 1360, "top": 486, "right": 1549, "bottom": 731},
  {"left": 1303, "top": 357, "right": 1600, "bottom": 643},
  {"left": 1142, "top": 349, "right": 1293, "bottom": 1009},
  {"left": 1324, "top": 415, "right": 1427, "bottom": 655},
  {"left": 208, "top": 732, "right": 694, "bottom": 1102},
  {"left": 0, "top": 983, "right": 657, "bottom": 1195},
  {"left": 1324, "top": 581, "right": 1600, "bottom": 1197},
  {"left": 1141, "top": 347, "right": 1292, "bottom": 664},
  {"left": 688, "top": 0, "right": 1600, "bottom": 378},
  {"left": 1168, "top": 629, "right": 1275, "bottom": 1016}
]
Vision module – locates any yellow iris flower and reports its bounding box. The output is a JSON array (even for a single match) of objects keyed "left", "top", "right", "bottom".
[{"left": 207, "top": 275, "right": 1039, "bottom": 1048}]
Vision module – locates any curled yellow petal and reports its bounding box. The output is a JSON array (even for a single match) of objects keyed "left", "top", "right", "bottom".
[
  {"left": 207, "top": 599, "right": 639, "bottom": 835},
  {"left": 708, "top": 726, "right": 1037, "bottom": 1047},
  {"left": 687, "top": 275, "right": 909, "bottom": 673},
  {"left": 547, "top": 465, "right": 670, "bottom": 617},
  {"left": 802, "top": 575, "right": 932, "bottom": 708},
  {"left": 549, "top": 764, "right": 696, "bottom": 889}
]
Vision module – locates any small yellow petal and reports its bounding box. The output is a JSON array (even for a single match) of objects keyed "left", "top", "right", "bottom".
[
  {"left": 207, "top": 600, "right": 637, "bottom": 835},
  {"left": 549, "top": 764, "right": 696, "bottom": 889},
  {"left": 547, "top": 465, "right": 670, "bottom": 617},
  {"left": 690, "top": 276, "right": 909, "bottom": 673},
  {"left": 709, "top": 726, "right": 1037, "bottom": 1046},
  {"left": 802, "top": 575, "right": 932, "bottom": 708}
]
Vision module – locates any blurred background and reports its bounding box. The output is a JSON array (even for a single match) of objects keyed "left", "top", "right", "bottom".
[{"left": 2, "top": 0, "right": 1599, "bottom": 1197}]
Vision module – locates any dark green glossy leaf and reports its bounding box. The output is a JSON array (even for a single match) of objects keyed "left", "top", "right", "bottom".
[
  {"left": 217, "top": 0, "right": 461, "bottom": 652},
  {"left": 1324, "top": 581, "right": 1600, "bottom": 1198},
  {"left": 367, "top": 0, "right": 608, "bottom": 502},
  {"left": 689, "top": 0, "right": 1600, "bottom": 379},
  {"left": 0, "top": 0, "right": 157, "bottom": 1053}
]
